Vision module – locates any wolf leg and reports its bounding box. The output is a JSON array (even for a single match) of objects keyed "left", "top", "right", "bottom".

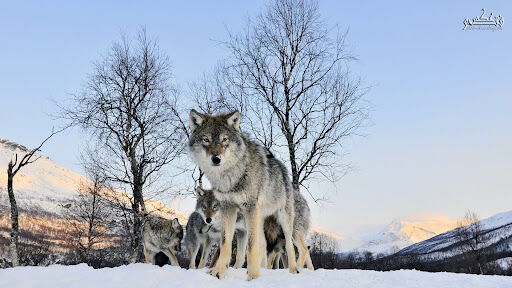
[
  {"left": 295, "top": 234, "right": 308, "bottom": 269},
  {"left": 198, "top": 239, "right": 212, "bottom": 268},
  {"left": 144, "top": 247, "right": 153, "bottom": 264},
  {"left": 282, "top": 251, "right": 288, "bottom": 268},
  {"left": 209, "top": 246, "right": 220, "bottom": 268},
  {"left": 245, "top": 204, "right": 261, "bottom": 280},
  {"left": 208, "top": 206, "right": 237, "bottom": 279},
  {"left": 267, "top": 250, "right": 277, "bottom": 269},
  {"left": 274, "top": 253, "right": 282, "bottom": 269},
  {"left": 187, "top": 242, "right": 200, "bottom": 269},
  {"left": 305, "top": 249, "right": 314, "bottom": 270},
  {"left": 233, "top": 229, "right": 247, "bottom": 268},
  {"left": 277, "top": 207, "right": 299, "bottom": 274},
  {"left": 164, "top": 249, "right": 180, "bottom": 266},
  {"left": 259, "top": 227, "right": 267, "bottom": 268}
]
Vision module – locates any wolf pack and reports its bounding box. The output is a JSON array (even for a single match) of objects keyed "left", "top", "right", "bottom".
[{"left": 142, "top": 109, "right": 313, "bottom": 281}]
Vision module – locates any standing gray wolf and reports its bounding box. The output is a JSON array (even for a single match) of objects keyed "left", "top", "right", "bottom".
[
  {"left": 188, "top": 109, "right": 299, "bottom": 280},
  {"left": 265, "top": 188, "right": 314, "bottom": 270},
  {"left": 143, "top": 216, "right": 183, "bottom": 266},
  {"left": 185, "top": 187, "right": 247, "bottom": 269},
  {"left": 185, "top": 187, "right": 221, "bottom": 269},
  {"left": 185, "top": 211, "right": 219, "bottom": 269},
  {"left": 264, "top": 216, "right": 287, "bottom": 269}
]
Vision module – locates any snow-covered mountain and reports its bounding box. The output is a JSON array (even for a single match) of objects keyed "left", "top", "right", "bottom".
[
  {"left": 353, "top": 213, "right": 458, "bottom": 255},
  {"left": 0, "top": 137, "right": 187, "bottom": 254},
  {"left": 397, "top": 210, "right": 512, "bottom": 259}
]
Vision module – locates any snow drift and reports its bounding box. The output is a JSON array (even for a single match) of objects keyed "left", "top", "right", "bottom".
[{"left": 1, "top": 264, "right": 511, "bottom": 288}]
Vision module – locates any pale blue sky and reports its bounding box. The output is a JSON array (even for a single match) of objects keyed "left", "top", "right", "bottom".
[{"left": 1, "top": 1, "right": 511, "bottom": 247}]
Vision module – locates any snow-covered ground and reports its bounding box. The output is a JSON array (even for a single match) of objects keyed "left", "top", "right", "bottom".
[{"left": 1, "top": 264, "right": 511, "bottom": 288}]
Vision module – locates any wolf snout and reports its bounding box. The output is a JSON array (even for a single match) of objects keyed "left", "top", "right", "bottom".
[
  {"left": 205, "top": 217, "right": 212, "bottom": 224},
  {"left": 211, "top": 155, "right": 221, "bottom": 166}
]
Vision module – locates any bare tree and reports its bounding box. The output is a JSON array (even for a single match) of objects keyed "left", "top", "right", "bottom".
[
  {"left": 59, "top": 28, "right": 185, "bottom": 262},
  {"left": 6, "top": 128, "right": 63, "bottom": 267},
  {"left": 217, "top": 0, "right": 368, "bottom": 200},
  {"left": 309, "top": 231, "right": 339, "bottom": 268},
  {"left": 363, "top": 251, "right": 374, "bottom": 264},
  {"left": 69, "top": 168, "right": 111, "bottom": 265},
  {"left": 455, "top": 210, "right": 487, "bottom": 274}
]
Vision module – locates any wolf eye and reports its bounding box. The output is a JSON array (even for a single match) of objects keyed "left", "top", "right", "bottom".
[
  {"left": 213, "top": 205, "right": 218, "bottom": 209},
  {"left": 221, "top": 137, "right": 229, "bottom": 143},
  {"left": 202, "top": 137, "right": 210, "bottom": 144}
]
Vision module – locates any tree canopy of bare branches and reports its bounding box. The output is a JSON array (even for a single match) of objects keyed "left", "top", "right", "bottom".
[
  {"left": 69, "top": 168, "right": 111, "bottom": 265},
  {"left": 59, "top": 29, "right": 185, "bottom": 262},
  {"left": 195, "top": 0, "right": 369, "bottom": 200},
  {"left": 309, "top": 231, "right": 340, "bottom": 268}
]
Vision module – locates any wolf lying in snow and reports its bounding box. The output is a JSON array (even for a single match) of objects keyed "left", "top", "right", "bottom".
[
  {"left": 185, "top": 187, "right": 247, "bottom": 269},
  {"left": 189, "top": 109, "right": 299, "bottom": 280},
  {"left": 143, "top": 216, "right": 183, "bottom": 266}
]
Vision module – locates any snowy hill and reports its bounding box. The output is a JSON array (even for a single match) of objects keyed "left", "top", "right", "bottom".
[
  {"left": 1, "top": 264, "right": 511, "bottom": 288},
  {"left": 0, "top": 137, "right": 187, "bottom": 254},
  {"left": 0, "top": 137, "right": 89, "bottom": 216},
  {"left": 354, "top": 213, "right": 458, "bottom": 255},
  {"left": 397, "top": 210, "right": 512, "bottom": 259}
]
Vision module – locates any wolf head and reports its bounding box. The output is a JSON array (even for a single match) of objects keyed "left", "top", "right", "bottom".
[
  {"left": 188, "top": 109, "right": 245, "bottom": 170},
  {"left": 194, "top": 187, "right": 220, "bottom": 232},
  {"left": 170, "top": 218, "right": 183, "bottom": 251}
]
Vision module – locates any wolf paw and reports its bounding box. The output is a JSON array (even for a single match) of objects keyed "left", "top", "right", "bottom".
[
  {"left": 208, "top": 267, "right": 226, "bottom": 279},
  {"left": 247, "top": 270, "right": 261, "bottom": 281},
  {"left": 289, "top": 266, "right": 300, "bottom": 274},
  {"left": 233, "top": 261, "right": 243, "bottom": 269}
]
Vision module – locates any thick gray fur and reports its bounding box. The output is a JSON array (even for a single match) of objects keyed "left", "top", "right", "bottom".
[
  {"left": 185, "top": 188, "right": 247, "bottom": 269},
  {"left": 266, "top": 189, "right": 314, "bottom": 270},
  {"left": 143, "top": 216, "right": 183, "bottom": 266},
  {"left": 188, "top": 110, "right": 299, "bottom": 280},
  {"left": 185, "top": 211, "right": 221, "bottom": 269}
]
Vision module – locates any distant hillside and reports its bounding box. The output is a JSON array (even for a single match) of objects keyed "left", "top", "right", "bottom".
[
  {"left": 353, "top": 213, "right": 458, "bottom": 255},
  {"left": 0, "top": 137, "right": 187, "bottom": 259},
  {"left": 397, "top": 210, "right": 512, "bottom": 260}
]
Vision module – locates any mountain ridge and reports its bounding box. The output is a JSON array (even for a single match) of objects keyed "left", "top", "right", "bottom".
[
  {"left": 397, "top": 210, "right": 512, "bottom": 259},
  {"left": 353, "top": 213, "right": 458, "bottom": 255}
]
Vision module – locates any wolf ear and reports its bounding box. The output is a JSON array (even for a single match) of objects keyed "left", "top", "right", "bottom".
[
  {"left": 195, "top": 186, "right": 205, "bottom": 197},
  {"left": 226, "top": 110, "right": 241, "bottom": 131},
  {"left": 190, "top": 109, "right": 205, "bottom": 131},
  {"left": 171, "top": 218, "right": 180, "bottom": 229}
]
